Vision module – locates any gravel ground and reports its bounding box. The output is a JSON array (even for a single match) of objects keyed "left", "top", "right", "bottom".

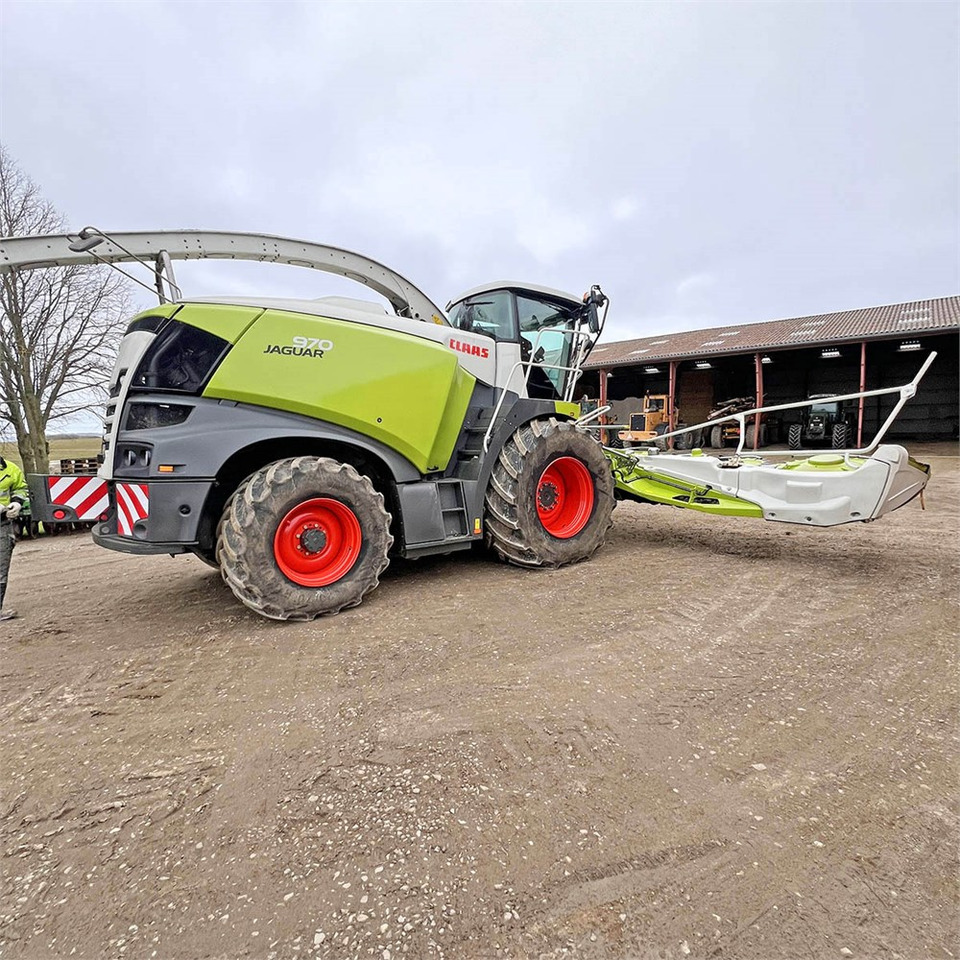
[{"left": 1, "top": 443, "right": 957, "bottom": 960}]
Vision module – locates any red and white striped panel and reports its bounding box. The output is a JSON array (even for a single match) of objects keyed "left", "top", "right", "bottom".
[
  {"left": 116, "top": 482, "right": 150, "bottom": 537},
  {"left": 47, "top": 475, "right": 110, "bottom": 521}
]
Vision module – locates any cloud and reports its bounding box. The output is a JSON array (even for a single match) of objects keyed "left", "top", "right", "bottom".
[
  {"left": 675, "top": 272, "right": 717, "bottom": 299},
  {"left": 0, "top": 0, "right": 955, "bottom": 343},
  {"left": 315, "top": 144, "right": 598, "bottom": 270},
  {"left": 216, "top": 167, "right": 253, "bottom": 204},
  {"left": 611, "top": 196, "right": 641, "bottom": 222}
]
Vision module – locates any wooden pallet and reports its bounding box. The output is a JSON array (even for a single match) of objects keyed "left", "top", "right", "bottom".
[{"left": 57, "top": 457, "right": 99, "bottom": 475}]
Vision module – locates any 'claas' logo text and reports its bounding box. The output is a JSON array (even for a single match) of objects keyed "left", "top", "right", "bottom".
[{"left": 449, "top": 338, "right": 490, "bottom": 359}]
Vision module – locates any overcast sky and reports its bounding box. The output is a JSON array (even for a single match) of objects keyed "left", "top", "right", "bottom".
[{"left": 1, "top": 1, "right": 957, "bottom": 344}]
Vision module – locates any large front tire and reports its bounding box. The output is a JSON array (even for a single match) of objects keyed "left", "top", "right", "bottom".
[
  {"left": 218, "top": 457, "right": 392, "bottom": 620},
  {"left": 485, "top": 419, "right": 614, "bottom": 568}
]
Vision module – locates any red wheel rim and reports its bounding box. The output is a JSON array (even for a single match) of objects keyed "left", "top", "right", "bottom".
[
  {"left": 536, "top": 456, "right": 595, "bottom": 539},
  {"left": 273, "top": 498, "right": 362, "bottom": 587}
]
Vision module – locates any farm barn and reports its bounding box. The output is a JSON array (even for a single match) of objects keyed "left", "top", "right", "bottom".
[{"left": 580, "top": 295, "right": 959, "bottom": 447}]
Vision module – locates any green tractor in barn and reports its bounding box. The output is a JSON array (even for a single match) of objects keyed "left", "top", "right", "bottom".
[
  {"left": 788, "top": 395, "right": 857, "bottom": 450},
  {"left": 1, "top": 228, "right": 934, "bottom": 622}
]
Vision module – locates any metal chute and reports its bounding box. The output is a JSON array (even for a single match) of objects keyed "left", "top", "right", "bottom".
[{"left": 0, "top": 227, "right": 448, "bottom": 322}]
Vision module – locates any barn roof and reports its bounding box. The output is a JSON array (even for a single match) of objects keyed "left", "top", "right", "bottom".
[{"left": 585, "top": 295, "right": 960, "bottom": 369}]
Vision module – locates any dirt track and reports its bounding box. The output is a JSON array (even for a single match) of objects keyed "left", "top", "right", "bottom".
[{"left": 2, "top": 445, "right": 957, "bottom": 960}]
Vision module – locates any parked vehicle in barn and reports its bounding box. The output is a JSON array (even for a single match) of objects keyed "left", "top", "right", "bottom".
[
  {"left": 788, "top": 395, "right": 857, "bottom": 449},
  {"left": 0, "top": 228, "right": 935, "bottom": 622},
  {"left": 705, "top": 396, "right": 771, "bottom": 449},
  {"left": 618, "top": 394, "right": 693, "bottom": 449}
]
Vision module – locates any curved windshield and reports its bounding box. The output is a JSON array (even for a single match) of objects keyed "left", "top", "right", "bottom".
[{"left": 517, "top": 294, "right": 580, "bottom": 399}]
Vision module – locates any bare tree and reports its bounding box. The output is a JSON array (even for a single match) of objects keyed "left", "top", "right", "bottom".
[{"left": 0, "top": 146, "right": 131, "bottom": 474}]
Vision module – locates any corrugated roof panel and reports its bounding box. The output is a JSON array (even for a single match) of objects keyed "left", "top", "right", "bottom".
[{"left": 585, "top": 295, "right": 959, "bottom": 369}]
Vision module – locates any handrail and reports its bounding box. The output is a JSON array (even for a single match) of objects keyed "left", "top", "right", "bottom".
[
  {"left": 524, "top": 326, "right": 594, "bottom": 402},
  {"left": 576, "top": 404, "right": 611, "bottom": 426},
  {"left": 481, "top": 324, "right": 598, "bottom": 451},
  {"left": 483, "top": 357, "right": 593, "bottom": 452},
  {"left": 617, "top": 352, "right": 937, "bottom": 458},
  {"left": 0, "top": 227, "right": 448, "bottom": 322}
]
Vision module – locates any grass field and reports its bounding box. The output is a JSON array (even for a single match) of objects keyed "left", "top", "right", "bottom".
[{"left": 0, "top": 436, "right": 101, "bottom": 468}]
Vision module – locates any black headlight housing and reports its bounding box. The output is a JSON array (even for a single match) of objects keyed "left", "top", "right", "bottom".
[
  {"left": 124, "top": 402, "right": 194, "bottom": 431},
  {"left": 130, "top": 321, "right": 230, "bottom": 395}
]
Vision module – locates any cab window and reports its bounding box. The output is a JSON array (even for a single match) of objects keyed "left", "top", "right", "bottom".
[
  {"left": 516, "top": 294, "right": 579, "bottom": 397},
  {"left": 447, "top": 291, "right": 515, "bottom": 341}
]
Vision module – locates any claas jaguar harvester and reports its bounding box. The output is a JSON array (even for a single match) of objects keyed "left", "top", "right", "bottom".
[{"left": 0, "top": 229, "right": 934, "bottom": 621}]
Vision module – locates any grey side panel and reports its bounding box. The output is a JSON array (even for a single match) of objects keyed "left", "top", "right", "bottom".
[
  {"left": 111, "top": 397, "right": 421, "bottom": 483},
  {"left": 395, "top": 480, "right": 472, "bottom": 549},
  {"left": 95, "top": 480, "right": 213, "bottom": 546},
  {"left": 396, "top": 484, "right": 447, "bottom": 545}
]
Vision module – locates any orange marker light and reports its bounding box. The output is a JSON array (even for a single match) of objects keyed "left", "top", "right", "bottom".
[{"left": 158, "top": 465, "right": 175, "bottom": 473}]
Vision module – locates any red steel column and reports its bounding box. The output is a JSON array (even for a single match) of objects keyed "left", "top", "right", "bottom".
[
  {"left": 599, "top": 367, "right": 609, "bottom": 445},
  {"left": 857, "top": 341, "right": 866, "bottom": 446},
  {"left": 754, "top": 353, "right": 764, "bottom": 450},
  {"left": 668, "top": 360, "right": 678, "bottom": 450}
]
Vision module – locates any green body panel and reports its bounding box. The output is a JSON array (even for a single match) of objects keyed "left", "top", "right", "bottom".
[
  {"left": 202, "top": 307, "right": 475, "bottom": 473},
  {"left": 174, "top": 303, "right": 264, "bottom": 342},
  {"left": 131, "top": 303, "right": 182, "bottom": 324},
  {"left": 607, "top": 453, "right": 764, "bottom": 518},
  {"left": 554, "top": 401, "right": 581, "bottom": 419}
]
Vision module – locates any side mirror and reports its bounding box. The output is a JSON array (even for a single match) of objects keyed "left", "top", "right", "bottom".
[
  {"left": 587, "top": 302, "right": 600, "bottom": 334},
  {"left": 582, "top": 284, "right": 606, "bottom": 334}
]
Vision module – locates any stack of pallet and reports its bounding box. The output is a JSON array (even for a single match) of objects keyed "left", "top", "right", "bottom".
[{"left": 55, "top": 457, "right": 99, "bottom": 475}]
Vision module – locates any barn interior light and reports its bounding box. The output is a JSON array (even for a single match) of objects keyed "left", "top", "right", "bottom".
[
  {"left": 761, "top": 355, "right": 773, "bottom": 364},
  {"left": 643, "top": 366, "right": 660, "bottom": 374},
  {"left": 898, "top": 341, "right": 922, "bottom": 352},
  {"left": 821, "top": 348, "right": 841, "bottom": 359},
  {"left": 695, "top": 361, "right": 712, "bottom": 369}
]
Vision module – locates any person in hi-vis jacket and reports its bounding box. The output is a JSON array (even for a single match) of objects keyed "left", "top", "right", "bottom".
[{"left": 0, "top": 456, "right": 28, "bottom": 621}]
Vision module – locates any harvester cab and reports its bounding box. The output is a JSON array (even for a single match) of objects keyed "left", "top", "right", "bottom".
[{"left": 445, "top": 282, "right": 607, "bottom": 403}]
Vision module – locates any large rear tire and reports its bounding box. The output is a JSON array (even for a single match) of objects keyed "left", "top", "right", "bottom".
[
  {"left": 788, "top": 423, "right": 802, "bottom": 450},
  {"left": 831, "top": 422, "right": 848, "bottom": 448},
  {"left": 484, "top": 418, "right": 614, "bottom": 568},
  {"left": 710, "top": 425, "right": 724, "bottom": 449},
  {"left": 218, "top": 457, "right": 392, "bottom": 620}
]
